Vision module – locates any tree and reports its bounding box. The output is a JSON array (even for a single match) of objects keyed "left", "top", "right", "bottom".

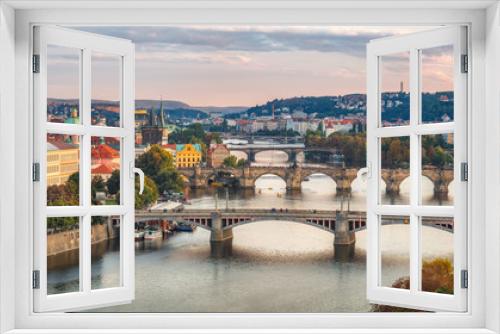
[
  {"left": 169, "top": 123, "right": 206, "bottom": 144},
  {"left": 136, "top": 145, "right": 176, "bottom": 178},
  {"left": 223, "top": 155, "right": 238, "bottom": 168},
  {"left": 135, "top": 175, "right": 159, "bottom": 210},
  {"left": 47, "top": 184, "right": 78, "bottom": 206},
  {"left": 91, "top": 175, "right": 106, "bottom": 204},
  {"left": 47, "top": 171, "right": 79, "bottom": 207},
  {"left": 106, "top": 170, "right": 120, "bottom": 195},
  {"left": 236, "top": 158, "right": 246, "bottom": 167},
  {"left": 155, "top": 169, "right": 185, "bottom": 194}
]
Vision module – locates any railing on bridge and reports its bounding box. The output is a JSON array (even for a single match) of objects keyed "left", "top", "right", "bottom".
[{"left": 135, "top": 209, "right": 453, "bottom": 233}]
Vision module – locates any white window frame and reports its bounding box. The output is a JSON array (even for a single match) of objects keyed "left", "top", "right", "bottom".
[
  {"left": 32, "top": 25, "right": 136, "bottom": 312},
  {"left": 0, "top": 1, "right": 498, "bottom": 333},
  {"left": 366, "top": 26, "right": 468, "bottom": 312}
]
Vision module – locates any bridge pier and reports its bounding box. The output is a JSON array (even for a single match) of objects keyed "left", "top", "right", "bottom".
[
  {"left": 210, "top": 212, "right": 233, "bottom": 258},
  {"left": 333, "top": 171, "right": 357, "bottom": 195},
  {"left": 286, "top": 166, "right": 302, "bottom": 190},
  {"left": 240, "top": 166, "right": 255, "bottom": 188},
  {"left": 333, "top": 211, "right": 356, "bottom": 261},
  {"left": 247, "top": 150, "right": 256, "bottom": 163},
  {"left": 433, "top": 183, "right": 449, "bottom": 200},
  {"left": 381, "top": 169, "right": 409, "bottom": 195},
  {"left": 287, "top": 150, "right": 297, "bottom": 164},
  {"left": 192, "top": 165, "right": 207, "bottom": 188},
  {"left": 334, "top": 211, "right": 355, "bottom": 246},
  {"left": 421, "top": 168, "right": 453, "bottom": 201},
  {"left": 210, "top": 212, "right": 233, "bottom": 243}
]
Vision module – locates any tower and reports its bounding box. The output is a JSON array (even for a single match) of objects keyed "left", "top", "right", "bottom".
[
  {"left": 142, "top": 96, "right": 170, "bottom": 146},
  {"left": 159, "top": 97, "right": 166, "bottom": 127}
]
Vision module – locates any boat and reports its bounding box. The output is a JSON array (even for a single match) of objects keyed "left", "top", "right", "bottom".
[
  {"left": 134, "top": 230, "right": 145, "bottom": 241},
  {"left": 144, "top": 226, "right": 163, "bottom": 240},
  {"left": 176, "top": 221, "right": 197, "bottom": 232}
]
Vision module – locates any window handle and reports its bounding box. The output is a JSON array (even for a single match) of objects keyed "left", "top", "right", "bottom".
[{"left": 130, "top": 162, "right": 145, "bottom": 195}]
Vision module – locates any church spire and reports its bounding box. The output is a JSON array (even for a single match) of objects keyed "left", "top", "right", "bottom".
[{"left": 159, "top": 96, "right": 166, "bottom": 127}]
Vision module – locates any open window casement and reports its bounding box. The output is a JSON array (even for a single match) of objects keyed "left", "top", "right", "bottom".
[
  {"left": 33, "top": 26, "right": 137, "bottom": 312},
  {"left": 366, "top": 26, "right": 467, "bottom": 312}
]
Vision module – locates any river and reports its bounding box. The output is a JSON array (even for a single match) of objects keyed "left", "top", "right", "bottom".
[{"left": 47, "top": 151, "right": 454, "bottom": 312}]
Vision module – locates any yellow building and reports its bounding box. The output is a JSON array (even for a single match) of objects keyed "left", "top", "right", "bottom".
[
  {"left": 175, "top": 144, "right": 202, "bottom": 168},
  {"left": 47, "top": 140, "right": 80, "bottom": 186},
  {"left": 135, "top": 109, "right": 149, "bottom": 128}
]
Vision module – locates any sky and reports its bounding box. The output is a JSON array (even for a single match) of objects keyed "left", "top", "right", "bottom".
[{"left": 47, "top": 26, "right": 453, "bottom": 107}]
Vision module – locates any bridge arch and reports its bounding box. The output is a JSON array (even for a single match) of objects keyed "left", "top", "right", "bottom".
[
  {"left": 254, "top": 149, "right": 289, "bottom": 163},
  {"left": 254, "top": 173, "right": 287, "bottom": 190},
  {"left": 228, "top": 150, "right": 248, "bottom": 161},
  {"left": 300, "top": 172, "right": 337, "bottom": 194},
  {"left": 222, "top": 217, "right": 336, "bottom": 235}
]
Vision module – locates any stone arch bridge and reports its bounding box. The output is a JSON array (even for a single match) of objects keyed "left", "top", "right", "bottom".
[
  {"left": 226, "top": 143, "right": 341, "bottom": 163},
  {"left": 179, "top": 165, "right": 454, "bottom": 197}
]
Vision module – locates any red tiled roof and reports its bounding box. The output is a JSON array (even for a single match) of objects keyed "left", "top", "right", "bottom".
[
  {"left": 162, "top": 144, "right": 177, "bottom": 150},
  {"left": 91, "top": 163, "right": 119, "bottom": 175},
  {"left": 91, "top": 144, "right": 120, "bottom": 160}
]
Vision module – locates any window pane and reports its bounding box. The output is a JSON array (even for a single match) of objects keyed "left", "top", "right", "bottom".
[
  {"left": 91, "top": 136, "right": 121, "bottom": 205},
  {"left": 47, "top": 45, "right": 81, "bottom": 124},
  {"left": 421, "top": 45, "right": 454, "bottom": 124},
  {"left": 380, "top": 136, "right": 410, "bottom": 205},
  {"left": 380, "top": 215, "right": 410, "bottom": 289},
  {"left": 47, "top": 133, "right": 80, "bottom": 206},
  {"left": 91, "top": 216, "right": 121, "bottom": 289},
  {"left": 47, "top": 216, "right": 80, "bottom": 295},
  {"left": 421, "top": 134, "right": 454, "bottom": 205},
  {"left": 380, "top": 52, "right": 410, "bottom": 127},
  {"left": 91, "top": 52, "right": 121, "bottom": 127},
  {"left": 420, "top": 217, "right": 454, "bottom": 294}
]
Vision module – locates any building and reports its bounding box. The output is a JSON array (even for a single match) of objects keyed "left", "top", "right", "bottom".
[
  {"left": 323, "top": 119, "right": 354, "bottom": 136},
  {"left": 141, "top": 100, "right": 170, "bottom": 146},
  {"left": 135, "top": 109, "right": 149, "bottom": 128},
  {"left": 175, "top": 144, "right": 202, "bottom": 168},
  {"left": 47, "top": 138, "right": 80, "bottom": 186},
  {"left": 90, "top": 137, "right": 120, "bottom": 180},
  {"left": 207, "top": 144, "right": 230, "bottom": 168}
]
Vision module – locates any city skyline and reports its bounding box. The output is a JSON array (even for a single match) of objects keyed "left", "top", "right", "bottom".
[{"left": 44, "top": 25, "right": 454, "bottom": 107}]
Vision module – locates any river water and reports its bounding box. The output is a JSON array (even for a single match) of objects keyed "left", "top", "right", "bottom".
[{"left": 47, "top": 151, "right": 454, "bottom": 312}]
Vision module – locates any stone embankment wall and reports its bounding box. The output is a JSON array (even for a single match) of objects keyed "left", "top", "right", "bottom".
[{"left": 47, "top": 220, "right": 119, "bottom": 256}]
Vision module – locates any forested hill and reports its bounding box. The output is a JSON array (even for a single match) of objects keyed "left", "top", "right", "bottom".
[
  {"left": 238, "top": 95, "right": 366, "bottom": 119},
  {"left": 229, "top": 92, "right": 453, "bottom": 123},
  {"left": 165, "top": 108, "right": 209, "bottom": 120}
]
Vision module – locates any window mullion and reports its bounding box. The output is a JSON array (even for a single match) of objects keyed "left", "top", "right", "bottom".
[
  {"left": 81, "top": 48, "right": 92, "bottom": 294},
  {"left": 409, "top": 48, "right": 420, "bottom": 293}
]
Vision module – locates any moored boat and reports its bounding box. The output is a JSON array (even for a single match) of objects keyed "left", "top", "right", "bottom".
[
  {"left": 144, "top": 226, "right": 163, "bottom": 240},
  {"left": 135, "top": 230, "right": 145, "bottom": 241},
  {"left": 176, "top": 221, "right": 197, "bottom": 232}
]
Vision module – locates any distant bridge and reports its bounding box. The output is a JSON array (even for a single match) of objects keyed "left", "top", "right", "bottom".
[
  {"left": 225, "top": 143, "right": 342, "bottom": 163},
  {"left": 178, "top": 165, "right": 454, "bottom": 198}
]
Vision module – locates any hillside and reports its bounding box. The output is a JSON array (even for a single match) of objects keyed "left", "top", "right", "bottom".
[{"left": 234, "top": 95, "right": 366, "bottom": 119}]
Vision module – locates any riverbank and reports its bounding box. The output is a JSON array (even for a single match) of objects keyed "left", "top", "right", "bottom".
[{"left": 47, "top": 219, "right": 119, "bottom": 257}]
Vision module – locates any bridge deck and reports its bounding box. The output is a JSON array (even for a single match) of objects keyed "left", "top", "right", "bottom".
[{"left": 136, "top": 209, "right": 453, "bottom": 233}]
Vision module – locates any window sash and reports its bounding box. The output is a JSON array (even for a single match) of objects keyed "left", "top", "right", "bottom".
[
  {"left": 366, "top": 26, "right": 468, "bottom": 312},
  {"left": 32, "top": 25, "right": 136, "bottom": 312}
]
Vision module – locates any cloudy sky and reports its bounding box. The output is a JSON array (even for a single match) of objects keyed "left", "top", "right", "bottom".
[{"left": 48, "top": 26, "right": 453, "bottom": 107}]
